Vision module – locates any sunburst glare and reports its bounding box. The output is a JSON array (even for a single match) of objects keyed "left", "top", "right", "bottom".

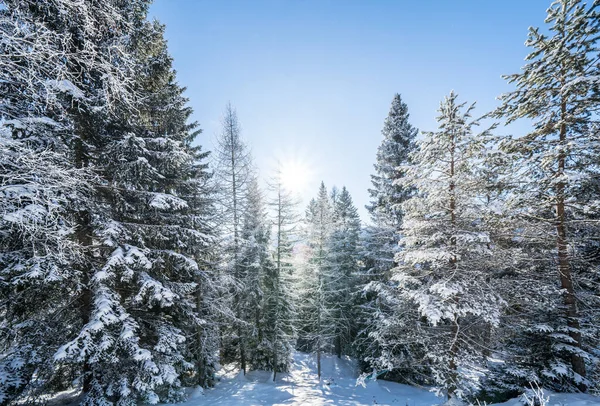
[{"left": 278, "top": 158, "right": 313, "bottom": 194}]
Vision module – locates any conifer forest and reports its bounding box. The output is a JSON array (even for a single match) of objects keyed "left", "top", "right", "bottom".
[{"left": 1, "top": 1, "right": 600, "bottom": 405}]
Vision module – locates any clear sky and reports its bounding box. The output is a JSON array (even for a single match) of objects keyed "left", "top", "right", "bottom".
[{"left": 148, "top": 0, "right": 551, "bottom": 222}]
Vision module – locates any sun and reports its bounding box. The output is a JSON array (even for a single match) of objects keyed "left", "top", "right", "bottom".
[{"left": 279, "top": 159, "right": 312, "bottom": 193}]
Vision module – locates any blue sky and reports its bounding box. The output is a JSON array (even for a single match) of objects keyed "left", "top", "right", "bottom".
[{"left": 149, "top": 0, "right": 550, "bottom": 222}]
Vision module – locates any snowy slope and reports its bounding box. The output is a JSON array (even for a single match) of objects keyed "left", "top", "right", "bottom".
[{"left": 172, "top": 352, "right": 600, "bottom": 406}]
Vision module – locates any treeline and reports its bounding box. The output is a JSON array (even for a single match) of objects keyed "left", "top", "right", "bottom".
[
  {"left": 346, "top": 1, "right": 600, "bottom": 402},
  {"left": 295, "top": 0, "right": 600, "bottom": 403},
  {"left": 1, "top": 0, "right": 600, "bottom": 405}
]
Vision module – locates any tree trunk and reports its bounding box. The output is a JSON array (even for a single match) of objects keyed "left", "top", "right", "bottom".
[
  {"left": 227, "top": 114, "right": 246, "bottom": 375},
  {"left": 556, "top": 99, "right": 586, "bottom": 389},
  {"left": 73, "top": 117, "right": 94, "bottom": 395},
  {"left": 317, "top": 285, "right": 322, "bottom": 379},
  {"left": 447, "top": 127, "right": 459, "bottom": 398},
  {"left": 195, "top": 274, "right": 206, "bottom": 386},
  {"left": 317, "top": 212, "right": 324, "bottom": 380},
  {"left": 317, "top": 272, "right": 322, "bottom": 380},
  {"left": 273, "top": 350, "right": 278, "bottom": 382},
  {"left": 239, "top": 327, "right": 246, "bottom": 374},
  {"left": 75, "top": 207, "right": 93, "bottom": 394},
  {"left": 273, "top": 192, "right": 282, "bottom": 381},
  {"left": 447, "top": 319, "right": 459, "bottom": 398},
  {"left": 317, "top": 346, "right": 321, "bottom": 380}
]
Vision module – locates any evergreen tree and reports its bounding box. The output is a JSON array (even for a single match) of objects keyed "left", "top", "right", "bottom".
[
  {"left": 54, "top": 16, "right": 219, "bottom": 404},
  {"left": 238, "top": 178, "right": 271, "bottom": 371},
  {"left": 493, "top": 0, "right": 600, "bottom": 392},
  {"left": 297, "top": 183, "right": 360, "bottom": 376},
  {"left": 325, "top": 187, "right": 361, "bottom": 359},
  {"left": 0, "top": 136, "right": 90, "bottom": 403},
  {"left": 265, "top": 169, "right": 298, "bottom": 380},
  {"left": 297, "top": 182, "right": 333, "bottom": 378},
  {"left": 376, "top": 92, "right": 503, "bottom": 400},
  {"left": 357, "top": 94, "right": 417, "bottom": 367},
  {"left": 363, "top": 93, "right": 417, "bottom": 284},
  {"left": 0, "top": 0, "right": 141, "bottom": 402},
  {"left": 367, "top": 93, "right": 418, "bottom": 227},
  {"left": 295, "top": 199, "right": 320, "bottom": 354}
]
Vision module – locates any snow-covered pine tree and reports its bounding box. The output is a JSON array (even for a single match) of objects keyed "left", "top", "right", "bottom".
[
  {"left": 493, "top": 0, "right": 600, "bottom": 392},
  {"left": 378, "top": 92, "right": 503, "bottom": 400},
  {"left": 367, "top": 93, "right": 418, "bottom": 228},
  {"left": 0, "top": 136, "right": 91, "bottom": 404},
  {"left": 133, "top": 20, "right": 221, "bottom": 392},
  {"left": 264, "top": 169, "right": 298, "bottom": 380},
  {"left": 213, "top": 103, "right": 254, "bottom": 372},
  {"left": 0, "top": 0, "right": 139, "bottom": 402},
  {"left": 354, "top": 227, "right": 393, "bottom": 372},
  {"left": 0, "top": 6, "right": 78, "bottom": 401},
  {"left": 297, "top": 182, "right": 333, "bottom": 378},
  {"left": 356, "top": 93, "right": 417, "bottom": 367},
  {"left": 363, "top": 93, "right": 417, "bottom": 279},
  {"left": 54, "top": 16, "right": 219, "bottom": 404},
  {"left": 238, "top": 177, "right": 271, "bottom": 371},
  {"left": 484, "top": 214, "right": 572, "bottom": 397},
  {"left": 325, "top": 187, "right": 361, "bottom": 359}
]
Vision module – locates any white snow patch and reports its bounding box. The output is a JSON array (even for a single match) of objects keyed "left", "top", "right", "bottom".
[
  {"left": 46, "top": 79, "right": 85, "bottom": 99},
  {"left": 149, "top": 193, "right": 188, "bottom": 210}
]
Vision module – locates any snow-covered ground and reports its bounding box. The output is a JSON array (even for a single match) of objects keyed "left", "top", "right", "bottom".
[
  {"left": 171, "top": 352, "right": 600, "bottom": 405},
  {"left": 178, "top": 351, "right": 440, "bottom": 405},
  {"left": 38, "top": 352, "right": 600, "bottom": 405}
]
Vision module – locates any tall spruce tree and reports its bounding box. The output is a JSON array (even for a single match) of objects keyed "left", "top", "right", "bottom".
[
  {"left": 494, "top": 0, "right": 600, "bottom": 392},
  {"left": 54, "top": 16, "right": 219, "bottom": 404},
  {"left": 297, "top": 182, "right": 333, "bottom": 378},
  {"left": 325, "top": 187, "right": 361, "bottom": 359},
  {"left": 363, "top": 93, "right": 417, "bottom": 287},
  {"left": 366, "top": 93, "right": 418, "bottom": 227},
  {"left": 356, "top": 94, "right": 417, "bottom": 367}
]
